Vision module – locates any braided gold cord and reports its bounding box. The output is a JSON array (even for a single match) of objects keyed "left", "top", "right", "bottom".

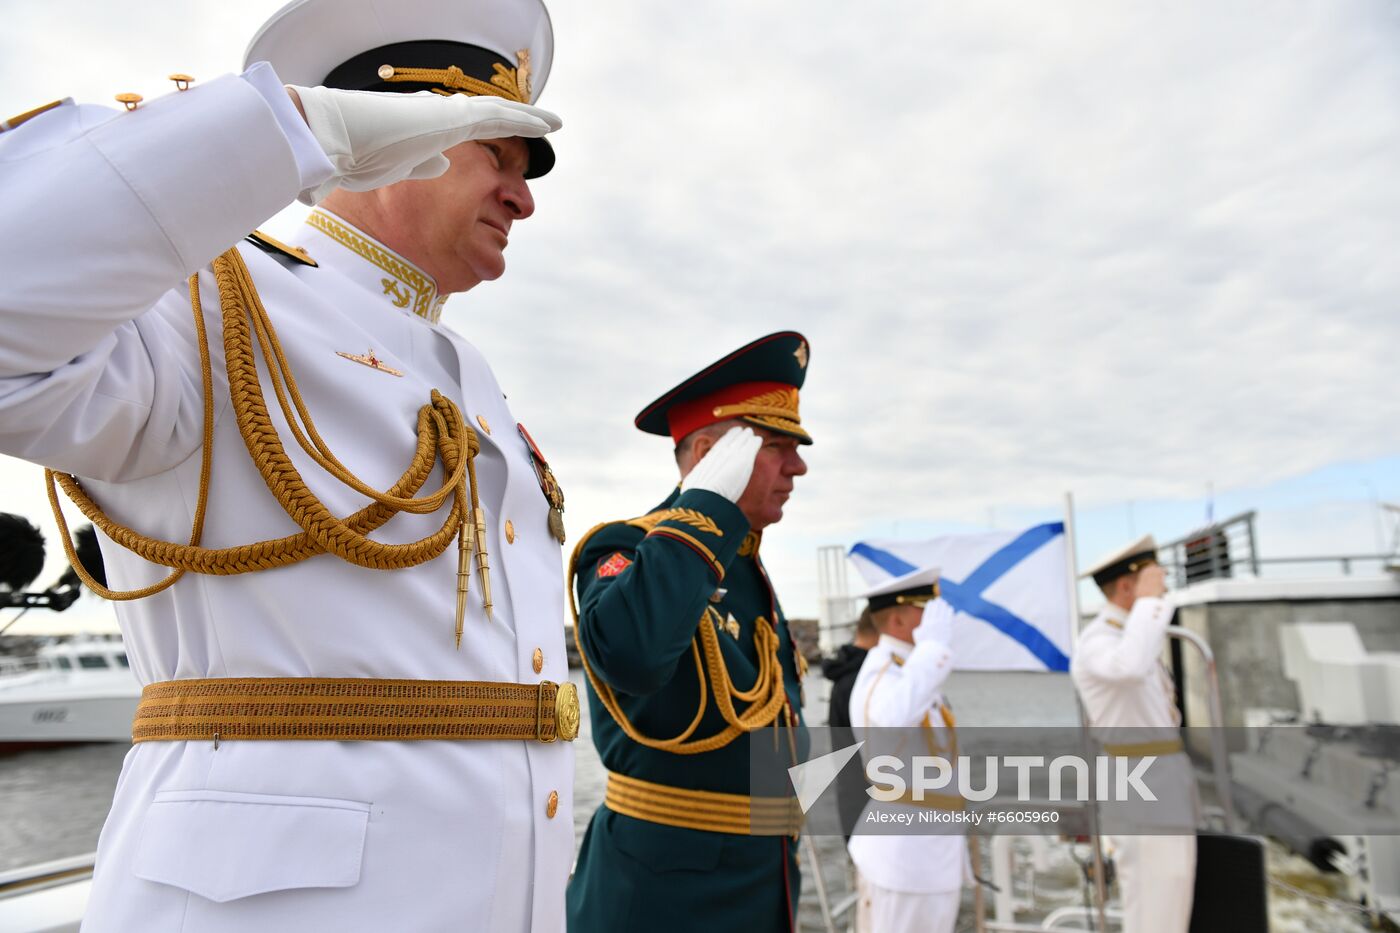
[
  {"left": 569, "top": 525, "right": 789, "bottom": 755},
  {"left": 44, "top": 273, "right": 217, "bottom": 599},
  {"left": 231, "top": 255, "right": 468, "bottom": 515},
  {"left": 46, "top": 247, "right": 484, "bottom": 603},
  {"left": 717, "top": 609, "right": 775, "bottom": 704},
  {"left": 382, "top": 65, "right": 525, "bottom": 103}
]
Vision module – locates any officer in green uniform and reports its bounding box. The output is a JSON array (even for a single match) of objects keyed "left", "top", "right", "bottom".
[{"left": 567, "top": 332, "right": 814, "bottom": 932}]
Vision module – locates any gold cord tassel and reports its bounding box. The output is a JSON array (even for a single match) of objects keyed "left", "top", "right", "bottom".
[
  {"left": 473, "top": 507, "right": 492, "bottom": 621},
  {"left": 455, "top": 503, "right": 473, "bottom": 649}
]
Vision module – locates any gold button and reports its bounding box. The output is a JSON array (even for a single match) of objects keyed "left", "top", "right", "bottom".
[
  {"left": 476, "top": 415, "right": 491, "bottom": 434},
  {"left": 168, "top": 74, "right": 195, "bottom": 91},
  {"left": 532, "top": 648, "right": 544, "bottom": 674},
  {"left": 546, "top": 791, "right": 559, "bottom": 819},
  {"left": 115, "top": 93, "right": 143, "bottom": 111},
  {"left": 505, "top": 520, "right": 515, "bottom": 544},
  {"left": 378, "top": 64, "right": 396, "bottom": 80}
]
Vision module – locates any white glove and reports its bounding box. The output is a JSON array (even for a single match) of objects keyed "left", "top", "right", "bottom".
[
  {"left": 680, "top": 426, "right": 762, "bottom": 504},
  {"left": 289, "top": 86, "right": 562, "bottom": 204},
  {"left": 914, "top": 597, "right": 954, "bottom": 647}
]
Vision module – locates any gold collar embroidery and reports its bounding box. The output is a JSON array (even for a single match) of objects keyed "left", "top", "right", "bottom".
[{"left": 304, "top": 209, "right": 449, "bottom": 324}]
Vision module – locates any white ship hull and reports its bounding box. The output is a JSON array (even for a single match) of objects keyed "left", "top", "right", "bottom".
[
  {"left": 0, "top": 688, "right": 137, "bottom": 745},
  {"left": 0, "top": 640, "right": 139, "bottom": 746}
]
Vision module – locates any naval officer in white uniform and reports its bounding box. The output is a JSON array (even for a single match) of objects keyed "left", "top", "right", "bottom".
[
  {"left": 0, "top": 1, "right": 577, "bottom": 930},
  {"left": 848, "top": 567, "right": 966, "bottom": 933},
  {"left": 1071, "top": 535, "right": 1197, "bottom": 933}
]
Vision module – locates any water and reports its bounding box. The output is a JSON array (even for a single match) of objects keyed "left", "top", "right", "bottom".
[
  {"left": 0, "top": 671, "right": 1381, "bottom": 932},
  {"left": 0, "top": 742, "right": 128, "bottom": 872}
]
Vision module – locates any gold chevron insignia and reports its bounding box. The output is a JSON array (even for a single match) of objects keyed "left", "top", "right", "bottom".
[
  {"left": 626, "top": 508, "right": 723, "bottom": 537},
  {"left": 655, "top": 508, "right": 722, "bottom": 536}
]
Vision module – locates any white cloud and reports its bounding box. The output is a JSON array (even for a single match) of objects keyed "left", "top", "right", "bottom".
[{"left": 2, "top": 0, "right": 1398, "bottom": 618}]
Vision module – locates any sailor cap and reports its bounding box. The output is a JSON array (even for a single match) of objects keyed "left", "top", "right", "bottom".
[
  {"left": 1081, "top": 533, "right": 1159, "bottom": 588},
  {"left": 245, "top": 0, "right": 556, "bottom": 177},
  {"left": 857, "top": 565, "right": 941, "bottom": 613}
]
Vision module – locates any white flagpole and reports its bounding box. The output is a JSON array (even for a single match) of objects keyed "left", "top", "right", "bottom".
[
  {"left": 1062, "top": 491, "right": 1083, "bottom": 654},
  {"left": 1064, "top": 490, "right": 1108, "bottom": 929}
]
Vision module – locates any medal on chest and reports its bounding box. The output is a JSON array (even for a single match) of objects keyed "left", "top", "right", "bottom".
[{"left": 516, "top": 423, "right": 566, "bottom": 544}]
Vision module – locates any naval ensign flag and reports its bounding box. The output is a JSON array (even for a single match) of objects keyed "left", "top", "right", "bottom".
[{"left": 849, "top": 523, "right": 1072, "bottom": 671}]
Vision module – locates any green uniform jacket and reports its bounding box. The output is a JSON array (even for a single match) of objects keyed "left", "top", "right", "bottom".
[{"left": 566, "top": 488, "right": 808, "bottom": 932}]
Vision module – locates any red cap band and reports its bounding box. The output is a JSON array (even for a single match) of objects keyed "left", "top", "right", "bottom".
[{"left": 665, "top": 381, "right": 791, "bottom": 444}]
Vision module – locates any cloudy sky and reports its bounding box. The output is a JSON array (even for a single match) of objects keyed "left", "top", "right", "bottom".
[{"left": 2, "top": 0, "right": 1398, "bottom": 628}]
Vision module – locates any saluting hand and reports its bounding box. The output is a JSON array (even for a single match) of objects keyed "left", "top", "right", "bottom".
[
  {"left": 286, "top": 86, "right": 562, "bottom": 203},
  {"left": 680, "top": 426, "right": 762, "bottom": 505},
  {"left": 1133, "top": 564, "right": 1168, "bottom": 600},
  {"left": 914, "top": 597, "right": 955, "bottom": 647}
]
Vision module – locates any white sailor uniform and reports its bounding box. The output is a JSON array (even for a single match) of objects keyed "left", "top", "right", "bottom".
[
  {"left": 848, "top": 633, "right": 964, "bottom": 933},
  {"left": 1072, "top": 599, "right": 1197, "bottom": 933},
  {"left": 0, "top": 68, "right": 572, "bottom": 932}
]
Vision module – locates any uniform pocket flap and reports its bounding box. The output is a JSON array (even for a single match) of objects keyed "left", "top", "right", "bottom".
[
  {"left": 612, "top": 817, "right": 725, "bottom": 873},
  {"left": 133, "top": 789, "right": 371, "bottom": 903}
]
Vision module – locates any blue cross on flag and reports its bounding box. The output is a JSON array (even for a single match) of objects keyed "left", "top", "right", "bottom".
[{"left": 849, "top": 523, "right": 1072, "bottom": 672}]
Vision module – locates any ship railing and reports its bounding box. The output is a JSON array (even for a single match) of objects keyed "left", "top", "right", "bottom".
[
  {"left": 1157, "top": 510, "right": 1259, "bottom": 586},
  {"left": 1157, "top": 509, "right": 1395, "bottom": 586},
  {"left": 0, "top": 853, "right": 95, "bottom": 900},
  {"left": 0, "top": 656, "right": 51, "bottom": 677},
  {"left": 1165, "top": 627, "right": 1238, "bottom": 832}
]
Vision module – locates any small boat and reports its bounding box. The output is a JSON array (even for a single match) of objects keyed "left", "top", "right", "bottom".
[{"left": 0, "top": 636, "right": 138, "bottom": 750}]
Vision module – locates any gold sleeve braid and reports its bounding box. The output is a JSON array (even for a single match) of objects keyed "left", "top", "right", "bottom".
[
  {"left": 567, "top": 524, "right": 789, "bottom": 755},
  {"left": 46, "top": 247, "right": 490, "bottom": 645}
]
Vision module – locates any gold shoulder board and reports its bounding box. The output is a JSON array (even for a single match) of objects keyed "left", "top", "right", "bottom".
[
  {"left": 245, "top": 230, "right": 317, "bottom": 267},
  {"left": 1, "top": 99, "right": 68, "bottom": 133}
]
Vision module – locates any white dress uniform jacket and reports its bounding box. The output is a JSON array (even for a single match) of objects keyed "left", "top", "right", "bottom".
[
  {"left": 1071, "top": 599, "right": 1196, "bottom": 933},
  {"left": 0, "top": 66, "right": 572, "bottom": 932},
  {"left": 1071, "top": 599, "right": 1176, "bottom": 730},
  {"left": 847, "top": 633, "right": 964, "bottom": 930}
]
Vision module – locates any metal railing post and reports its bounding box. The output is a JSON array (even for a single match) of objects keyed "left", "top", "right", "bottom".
[
  {"left": 1245, "top": 513, "right": 1260, "bottom": 576},
  {"left": 1165, "top": 626, "right": 1238, "bottom": 832}
]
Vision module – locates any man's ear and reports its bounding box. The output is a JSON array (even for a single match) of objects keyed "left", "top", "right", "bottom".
[{"left": 690, "top": 433, "right": 719, "bottom": 463}]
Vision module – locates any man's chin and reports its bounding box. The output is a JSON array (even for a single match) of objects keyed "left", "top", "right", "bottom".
[{"left": 467, "top": 246, "right": 507, "bottom": 283}]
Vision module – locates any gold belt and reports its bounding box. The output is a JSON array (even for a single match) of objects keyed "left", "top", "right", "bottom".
[
  {"left": 1102, "top": 738, "right": 1184, "bottom": 757},
  {"left": 132, "top": 677, "right": 580, "bottom": 744},
  {"left": 604, "top": 771, "right": 803, "bottom": 836}
]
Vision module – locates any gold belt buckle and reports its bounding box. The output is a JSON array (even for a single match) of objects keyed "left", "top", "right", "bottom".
[{"left": 536, "top": 680, "right": 580, "bottom": 743}]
